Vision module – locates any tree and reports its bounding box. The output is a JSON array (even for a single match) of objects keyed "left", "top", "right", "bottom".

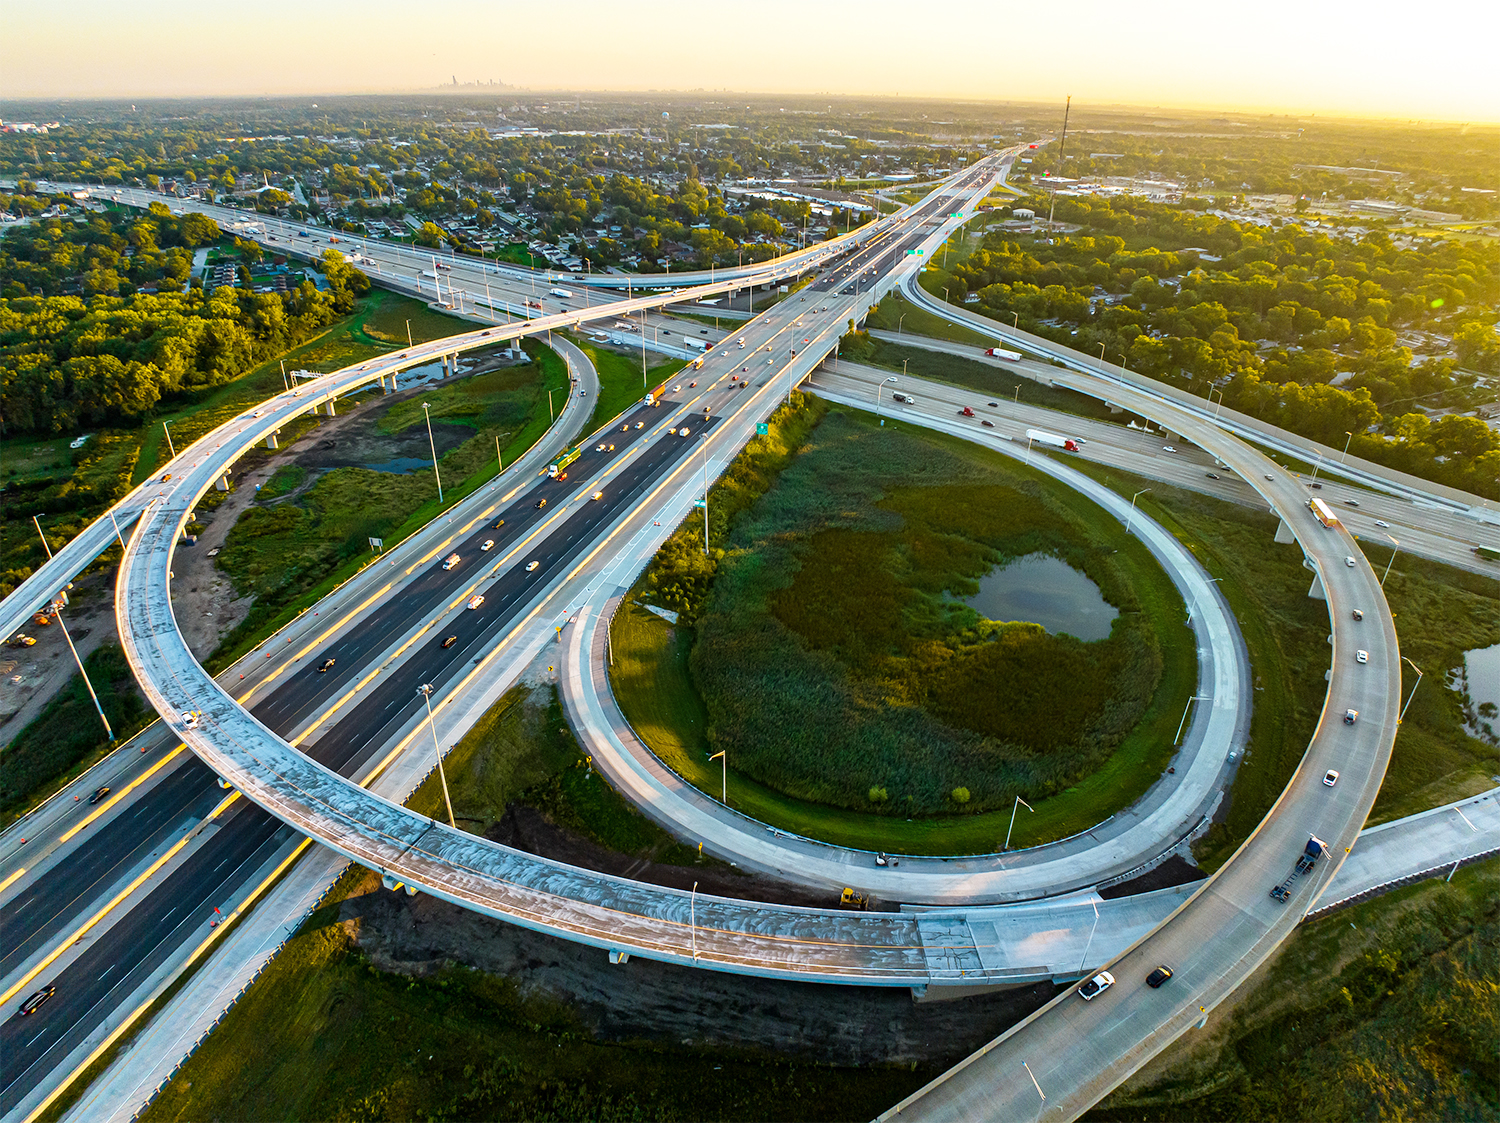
[{"left": 414, "top": 221, "right": 445, "bottom": 248}]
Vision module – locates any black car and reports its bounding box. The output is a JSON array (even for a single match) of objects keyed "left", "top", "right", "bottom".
[
  {"left": 21, "top": 985, "right": 56, "bottom": 1015},
  {"left": 442, "top": 635, "right": 458, "bottom": 648},
  {"left": 1146, "top": 965, "right": 1173, "bottom": 988},
  {"left": 1206, "top": 472, "right": 1220, "bottom": 480},
  {"left": 1309, "top": 482, "right": 1323, "bottom": 489},
  {"left": 317, "top": 658, "right": 336, "bottom": 673},
  {"left": 535, "top": 498, "right": 547, "bottom": 509},
  {"left": 88, "top": 786, "right": 110, "bottom": 805}
]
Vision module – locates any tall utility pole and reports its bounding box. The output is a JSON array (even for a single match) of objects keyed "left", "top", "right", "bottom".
[{"left": 1046, "top": 95, "right": 1072, "bottom": 229}]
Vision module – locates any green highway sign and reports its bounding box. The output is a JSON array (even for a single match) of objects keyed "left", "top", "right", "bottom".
[{"left": 756, "top": 422, "right": 769, "bottom": 435}]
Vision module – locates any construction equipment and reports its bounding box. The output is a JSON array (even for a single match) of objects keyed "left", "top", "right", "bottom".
[{"left": 839, "top": 887, "right": 868, "bottom": 910}]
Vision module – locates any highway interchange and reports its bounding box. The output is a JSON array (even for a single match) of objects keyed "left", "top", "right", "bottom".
[{"left": 1, "top": 153, "right": 1495, "bottom": 1121}]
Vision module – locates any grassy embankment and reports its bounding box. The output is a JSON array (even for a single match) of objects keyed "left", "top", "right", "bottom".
[
  {"left": 840, "top": 315, "right": 1124, "bottom": 425},
  {"left": 610, "top": 398, "right": 1196, "bottom": 853},
  {"left": 137, "top": 681, "right": 919, "bottom": 1123},
  {"left": 207, "top": 338, "right": 570, "bottom": 673},
  {"left": 565, "top": 335, "right": 683, "bottom": 435},
  {"left": 0, "top": 645, "right": 152, "bottom": 827},
  {"left": 1063, "top": 458, "right": 1500, "bottom": 868},
  {"left": 1089, "top": 858, "right": 1500, "bottom": 1122}
]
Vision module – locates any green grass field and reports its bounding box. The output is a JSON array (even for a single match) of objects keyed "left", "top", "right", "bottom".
[
  {"left": 566, "top": 336, "right": 683, "bottom": 435},
  {"left": 611, "top": 401, "right": 1197, "bottom": 852},
  {"left": 865, "top": 292, "right": 994, "bottom": 347}
]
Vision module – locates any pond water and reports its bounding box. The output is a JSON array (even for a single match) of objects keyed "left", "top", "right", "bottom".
[
  {"left": 361, "top": 456, "right": 434, "bottom": 474},
  {"left": 958, "top": 553, "right": 1118, "bottom": 642},
  {"left": 1458, "top": 641, "right": 1500, "bottom": 743}
]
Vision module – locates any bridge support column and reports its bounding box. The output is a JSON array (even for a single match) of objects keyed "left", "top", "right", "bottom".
[
  {"left": 216, "top": 471, "right": 231, "bottom": 492},
  {"left": 1108, "top": 402, "right": 1124, "bottom": 414},
  {"left": 324, "top": 399, "right": 336, "bottom": 418},
  {"left": 387, "top": 372, "right": 397, "bottom": 393},
  {"left": 265, "top": 431, "right": 279, "bottom": 450},
  {"left": 608, "top": 950, "right": 631, "bottom": 965},
  {"left": 1306, "top": 568, "right": 1327, "bottom": 601},
  {"left": 1275, "top": 518, "right": 1296, "bottom": 544},
  {"left": 380, "top": 873, "right": 417, "bottom": 895}
]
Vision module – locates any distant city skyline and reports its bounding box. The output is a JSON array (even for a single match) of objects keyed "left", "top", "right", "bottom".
[{"left": 1, "top": 0, "right": 1496, "bottom": 122}]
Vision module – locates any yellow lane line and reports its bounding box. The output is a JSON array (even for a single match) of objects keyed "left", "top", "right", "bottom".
[
  {"left": 22, "top": 836, "right": 316, "bottom": 1123},
  {"left": 0, "top": 868, "right": 25, "bottom": 895},
  {"left": 57, "top": 745, "right": 188, "bottom": 845}
]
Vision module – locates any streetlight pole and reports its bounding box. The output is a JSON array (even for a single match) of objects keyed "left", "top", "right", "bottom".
[
  {"left": 1381, "top": 535, "right": 1400, "bottom": 585},
  {"left": 1208, "top": 387, "right": 1225, "bottom": 419},
  {"left": 710, "top": 751, "right": 726, "bottom": 803},
  {"left": 898, "top": 313, "right": 906, "bottom": 335},
  {"left": 1078, "top": 900, "right": 1101, "bottom": 973},
  {"left": 1341, "top": 431, "right": 1354, "bottom": 463},
  {"left": 31, "top": 519, "right": 113, "bottom": 741},
  {"left": 162, "top": 420, "right": 176, "bottom": 459},
  {"left": 1398, "top": 657, "right": 1424, "bottom": 724},
  {"left": 417, "top": 684, "right": 455, "bottom": 828},
  {"left": 421, "top": 402, "right": 444, "bottom": 504},
  {"left": 1004, "top": 794, "right": 1033, "bottom": 850},
  {"left": 1126, "top": 488, "right": 1152, "bottom": 535},
  {"left": 406, "top": 319, "right": 413, "bottom": 348},
  {"left": 690, "top": 881, "right": 699, "bottom": 961},
  {"left": 874, "top": 376, "right": 897, "bottom": 422}
]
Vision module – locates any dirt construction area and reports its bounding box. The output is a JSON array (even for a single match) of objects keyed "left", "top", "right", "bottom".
[{"left": 339, "top": 879, "right": 1060, "bottom": 1068}]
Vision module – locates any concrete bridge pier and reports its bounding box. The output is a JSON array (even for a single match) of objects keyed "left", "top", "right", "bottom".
[
  {"left": 1305, "top": 560, "right": 1327, "bottom": 600},
  {"left": 324, "top": 398, "right": 337, "bottom": 418},
  {"left": 264, "top": 430, "right": 279, "bottom": 450},
  {"left": 215, "top": 471, "right": 231, "bottom": 493},
  {"left": 1275, "top": 518, "right": 1296, "bottom": 544},
  {"left": 381, "top": 873, "right": 419, "bottom": 896}
]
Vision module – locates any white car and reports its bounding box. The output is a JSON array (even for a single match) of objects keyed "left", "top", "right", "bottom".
[
  {"left": 1078, "top": 971, "right": 1114, "bottom": 1000},
  {"left": 467, "top": 595, "right": 485, "bottom": 610},
  {"left": 1344, "top": 556, "right": 1357, "bottom": 567},
  {"left": 481, "top": 540, "right": 495, "bottom": 552},
  {"left": 672, "top": 384, "right": 681, "bottom": 392},
  {"left": 1375, "top": 520, "right": 1390, "bottom": 528},
  {"left": 1355, "top": 650, "right": 1369, "bottom": 663},
  {"left": 1162, "top": 446, "right": 1177, "bottom": 453},
  {"left": 1323, "top": 769, "right": 1339, "bottom": 787},
  {"left": 182, "top": 710, "right": 201, "bottom": 729},
  {"left": 525, "top": 561, "right": 539, "bottom": 572}
]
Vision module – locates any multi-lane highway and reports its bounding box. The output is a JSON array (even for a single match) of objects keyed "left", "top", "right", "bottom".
[
  {"left": 1, "top": 144, "right": 1481, "bottom": 1123},
  {"left": 1, "top": 158, "right": 1016, "bottom": 1119}
]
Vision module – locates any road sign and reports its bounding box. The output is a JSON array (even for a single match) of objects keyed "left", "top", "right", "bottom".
[{"left": 756, "top": 423, "right": 768, "bottom": 435}]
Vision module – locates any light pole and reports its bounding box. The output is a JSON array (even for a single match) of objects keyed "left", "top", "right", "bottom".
[
  {"left": 406, "top": 319, "right": 413, "bottom": 348},
  {"left": 1381, "top": 535, "right": 1400, "bottom": 585},
  {"left": 1208, "top": 387, "right": 1225, "bottom": 419},
  {"left": 1126, "top": 488, "right": 1152, "bottom": 535},
  {"left": 1012, "top": 311, "right": 1019, "bottom": 330},
  {"left": 1078, "top": 900, "right": 1100, "bottom": 973},
  {"left": 421, "top": 402, "right": 444, "bottom": 504},
  {"left": 709, "top": 751, "right": 726, "bottom": 802},
  {"left": 1097, "top": 342, "right": 1106, "bottom": 368},
  {"left": 898, "top": 312, "right": 906, "bottom": 335},
  {"left": 690, "top": 881, "right": 699, "bottom": 961},
  {"left": 874, "top": 375, "right": 898, "bottom": 422},
  {"left": 1341, "top": 431, "right": 1354, "bottom": 463},
  {"left": 1014, "top": 384, "right": 1021, "bottom": 404},
  {"left": 162, "top": 420, "right": 177, "bottom": 459},
  {"left": 1398, "top": 657, "right": 1424, "bottom": 724},
  {"left": 1175, "top": 695, "right": 1208, "bottom": 744},
  {"left": 1004, "top": 794, "right": 1034, "bottom": 850},
  {"left": 417, "top": 684, "right": 456, "bottom": 828}
]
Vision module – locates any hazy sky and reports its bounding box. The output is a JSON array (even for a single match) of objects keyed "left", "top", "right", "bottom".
[{"left": 3, "top": 0, "right": 1497, "bottom": 122}]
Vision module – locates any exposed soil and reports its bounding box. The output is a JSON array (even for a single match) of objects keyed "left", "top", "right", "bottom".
[
  {"left": 0, "top": 568, "right": 119, "bottom": 744},
  {"left": 339, "top": 882, "right": 1062, "bottom": 1067},
  {"left": 1098, "top": 854, "right": 1207, "bottom": 899},
  {"left": 487, "top": 803, "right": 845, "bottom": 911}
]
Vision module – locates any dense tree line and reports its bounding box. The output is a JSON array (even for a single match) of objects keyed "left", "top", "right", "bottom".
[
  {"left": 1, "top": 208, "right": 368, "bottom": 433},
  {"left": 939, "top": 196, "right": 1500, "bottom": 497}
]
